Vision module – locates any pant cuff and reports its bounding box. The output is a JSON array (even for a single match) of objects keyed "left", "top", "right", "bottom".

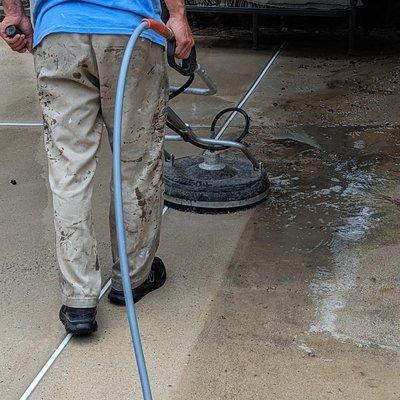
[{"left": 62, "top": 296, "right": 99, "bottom": 308}]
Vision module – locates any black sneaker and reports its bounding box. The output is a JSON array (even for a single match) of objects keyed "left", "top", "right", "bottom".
[
  {"left": 108, "top": 257, "right": 166, "bottom": 305},
  {"left": 59, "top": 305, "right": 98, "bottom": 335}
]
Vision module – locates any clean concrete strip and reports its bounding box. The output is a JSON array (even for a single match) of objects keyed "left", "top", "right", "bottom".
[
  {"left": 14, "top": 44, "right": 275, "bottom": 399},
  {"left": 19, "top": 279, "right": 112, "bottom": 400},
  {"left": 11, "top": 46, "right": 277, "bottom": 397},
  {"left": 214, "top": 43, "right": 285, "bottom": 140},
  {"left": 13, "top": 46, "right": 275, "bottom": 396},
  {"left": 19, "top": 205, "right": 170, "bottom": 399}
]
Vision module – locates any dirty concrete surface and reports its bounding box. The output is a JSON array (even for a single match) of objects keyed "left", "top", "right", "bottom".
[{"left": 1, "top": 28, "right": 400, "bottom": 399}]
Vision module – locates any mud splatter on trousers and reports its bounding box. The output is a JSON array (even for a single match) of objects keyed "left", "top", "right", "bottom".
[{"left": 34, "top": 34, "right": 168, "bottom": 307}]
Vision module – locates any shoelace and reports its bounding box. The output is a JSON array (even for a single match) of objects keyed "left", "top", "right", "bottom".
[{"left": 148, "top": 270, "right": 155, "bottom": 284}]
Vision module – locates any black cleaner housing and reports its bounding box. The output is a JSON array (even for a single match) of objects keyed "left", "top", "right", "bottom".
[
  {"left": 164, "top": 153, "right": 270, "bottom": 212},
  {"left": 164, "top": 26, "right": 270, "bottom": 213}
]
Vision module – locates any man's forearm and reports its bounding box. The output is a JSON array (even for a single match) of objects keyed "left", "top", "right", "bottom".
[
  {"left": 163, "top": 0, "right": 186, "bottom": 17},
  {"left": 3, "top": 0, "right": 25, "bottom": 16}
]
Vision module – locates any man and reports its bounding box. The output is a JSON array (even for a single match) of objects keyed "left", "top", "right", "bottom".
[{"left": 0, "top": 0, "right": 194, "bottom": 334}]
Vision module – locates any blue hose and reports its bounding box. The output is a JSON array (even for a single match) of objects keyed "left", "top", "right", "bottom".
[{"left": 112, "top": 21, "right": 153, "bottom": 400}]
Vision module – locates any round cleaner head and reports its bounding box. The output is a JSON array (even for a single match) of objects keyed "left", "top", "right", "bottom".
[{"left": 164, "top": 152, "right": 270, "bottom": 212}]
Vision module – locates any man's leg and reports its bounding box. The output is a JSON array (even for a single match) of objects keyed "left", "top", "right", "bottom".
[
  {"left": 92, "top": 36, "right": 168, "bottom": 296},
  {"left": 35, "top": 34, "right": 103, "bottom": 329}
]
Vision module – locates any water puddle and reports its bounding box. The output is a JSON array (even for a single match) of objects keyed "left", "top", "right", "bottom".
[{"left": 250, "top": 125, "right": 400, "bottom": 350}]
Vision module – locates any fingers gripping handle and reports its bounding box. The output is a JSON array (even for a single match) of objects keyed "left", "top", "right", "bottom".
[
  {"left": 142, "top": 18, "right": 197, "bottom": 77},
  {"left": 167, "top": 41, "right": 197, "bottom": 77}
]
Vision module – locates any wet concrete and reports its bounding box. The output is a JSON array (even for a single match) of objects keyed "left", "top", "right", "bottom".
[
  {"left": 169, "top": 33, "right": 400, "bottom": 399},
  {"left": 1, "top": 30, "right": 400, "bottom": 399},
  {"left": 245, "top": 32, "right": 400, "bottom": 128},
  {"left": 172, "top": 124, "right": 400, "bottom": 399}
]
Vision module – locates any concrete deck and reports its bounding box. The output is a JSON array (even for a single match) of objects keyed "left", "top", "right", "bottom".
[{"left": 1, "top": 30, "right": 399, "bottom": 400}]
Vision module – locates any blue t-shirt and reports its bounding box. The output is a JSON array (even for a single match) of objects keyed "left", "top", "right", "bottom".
[{"left": 33, "top": 0, "right": 165, "bottom": 48}]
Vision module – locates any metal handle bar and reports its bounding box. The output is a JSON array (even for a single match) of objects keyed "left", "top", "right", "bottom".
[
  {"left": 165, "top": 133, "right": 260, "bottom": 170},
  {"left": 169, "top": 64, "right": 217, "bottom": 96},
  {"left": 165, "top": 107, "right": 260, "bottom": 170}
]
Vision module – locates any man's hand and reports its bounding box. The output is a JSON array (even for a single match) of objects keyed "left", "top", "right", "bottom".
[
  {"left": 0, "top": 12, "right": 33, "bottom": 53},
  {"left": 164, "top": 0, "right": 194, "bottom": 59},
  {"left": 166, "top": 15, "right": 194, "bottom": 59}
]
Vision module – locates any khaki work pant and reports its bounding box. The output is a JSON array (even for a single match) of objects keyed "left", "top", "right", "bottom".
[{"left": 34, "top": 34, "right": 168, "bottom": 308}]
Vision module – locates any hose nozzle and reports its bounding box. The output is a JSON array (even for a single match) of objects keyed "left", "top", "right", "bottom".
[
  {"left": 142, "top": 18, "right": 174, "bottom": 40},
  {"left": 5, "top": 25, "right": 22, "bottom": 38}
]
